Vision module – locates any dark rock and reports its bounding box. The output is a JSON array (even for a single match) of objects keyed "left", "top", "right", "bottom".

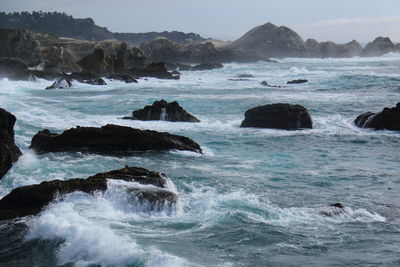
[
  {"left": 171, "top": 70, "right": 181, "bottom": 75},
  {"left": 260, "top": 81, "right": 282, "bottom": 88},
  {"left": 190, "top": 62, "right": 223, "bottom": 71},
  {"left": 130, "top": 62, "right": 178, "bottom": 79},
  {"left": 41, "top": 45, "right": 82, "bottom": 73},
  {"left": 77, "top": 48, "right": 114, "bottom": 74},
  {"left": 0, "top": 29, "right": 42, "bottom": 66},
  {"left": 0, "top": 166, "right": 177, "bottom": 221},
  {"left": 354, "top": 103, "right": 400, "bottom": 130},
  {"left": 0, "top": 108, "right": 22, "bottom": 179},
  {"left": 107, "top": 74, "right": 137, "bottom": 83},
  {"left": 240, "top": 103, "right": 313, "bottom": 130},
  {"left": 287, "top": 79, "right": 308, "bottom": 84},
  {"left": 30, "top": 124, "right": 202, "bottom": 154},
  {"left": 238, "top": 74, "right": 254, "bottom": 78},
  {"left": 123, "top": 99, "right": 200, "bottom": 122},
  {"left": 166, "top": 62, "right": 192, "bottom": 71},
  {"left": 261, "top": 81, "right": 269, "bottom": 86},
  {"left": 45, "top": 77, "right": 73, "bottom": 90},
  {"left": 82, "top": 78, "right": 107, "bottom": 85},
  {"left": 0, "top": 57, "right": 28, "bottom": 77},
  {"left": 361, "top": 37, "right": 396, "bottom": 57},
  {"left": 68, "top": 71, "right": 99, "bottom": 82}
]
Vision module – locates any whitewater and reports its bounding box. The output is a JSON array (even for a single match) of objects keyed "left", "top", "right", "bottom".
[{"left": 0, "top": 55, "right": 399, "bottom": 266}]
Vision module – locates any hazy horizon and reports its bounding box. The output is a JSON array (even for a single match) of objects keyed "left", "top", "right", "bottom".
[{"left": 2, "top": 0, "right": 400, "bottom": 43}]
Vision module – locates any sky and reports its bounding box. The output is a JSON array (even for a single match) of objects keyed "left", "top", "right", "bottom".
[{"left": 2, "top": 0, "right": 400, "bottom": 43}]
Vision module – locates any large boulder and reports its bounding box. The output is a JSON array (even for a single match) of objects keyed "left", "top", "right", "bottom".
[
  {"left": 228, "top": 22, "right": 306, "bottom": 58},
  {"left": 30, "top": 124, "right": 202, "bottom": 154},
  {"left": 0, "top": 108, "right": 22, "bottom": 179},
  {"left": 0, "top": 29, "right": 42, "bottom": 66},
  {"left": 0, "top": 166, "right": 178, "bottom": 221},
  {"left": 123, "top": 100, "right": 200, "bottom": 122},
  {"left": 361, "top": 37, "right": 396, "bottom": 57},
  {"left": 354, "top": 103, "right": 400, "bottom": 130},
  {"left": 240, "top": 103, "right": 313, "bottom": 130},
  {"left": 130, "top": 62, "right": 179, "bottom": 79}
]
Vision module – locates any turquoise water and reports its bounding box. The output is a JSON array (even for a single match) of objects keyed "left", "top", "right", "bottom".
[{"left": 0, "top": 55, "right": 399, "bottom": 266}]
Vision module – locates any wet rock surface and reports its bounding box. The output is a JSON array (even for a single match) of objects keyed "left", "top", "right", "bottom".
[
  {"left": 30, "top": 124, "right": 202, "bottom": 154},
  {"left": 0, "top": 166, "right": 178, "bottom": 221},
  {"left": 355, "top": 103, "right": 400, "bottom": 130},
  {"left": 0, "top": 108, "right": 22, "bottom": 179},
  {"left": 241, "top": 103, "right": 313, "bottom": 130}
]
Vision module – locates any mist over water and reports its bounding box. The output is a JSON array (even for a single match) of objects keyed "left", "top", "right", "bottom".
[{"left": 0, "top": 55, "right": 400, "bottom": 266}]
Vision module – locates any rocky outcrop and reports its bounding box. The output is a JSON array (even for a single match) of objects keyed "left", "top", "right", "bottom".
[
  {"left": 0, "top": 166, "right": 178, "bottom": 221},
  {"left": 45, "top": 77, "right": 73, "bottom": 90},
  {"left": 361, "top": 37, "right": 396, "bottom": 57},
  {"left": 0, "top": 57, "right": 28, "bottom": 78},
  {"left": 0, "top": 108, "right": 22, "bottom": 179},
  {"left": 129, "top": 62, "right": 179, "bottom": 79},
  {"left": 77, "top": 48, "right": 114, "bottom": 74},
  {"left": 355, "top": 103, "right": 400, "bottom": 130},
  {"left": 305, "top": 39, "right": 362, "bottom": 58},
  {"left": 0, "top": 29, "right": 42, "bottom": 66},
  {"left": 123, "top": 100, "right": 200, "bottom": 122},
  {"left": 228, "top": 22, "right": 306, "bottom": 59},
  {"left": 140, "top": 38, "right": 233, "bottom": 63},
  {"left": 30, "top": 124, "right": 202, "bottom": 154},
  {"left": 287, "top": 79, "right": 308, "bottom": 84},
  {"left": 240, "top": 103, "right": 313, "bottom": 130},
  {"left": 114, "top": 31, "right": 207, "bottom": 46}
]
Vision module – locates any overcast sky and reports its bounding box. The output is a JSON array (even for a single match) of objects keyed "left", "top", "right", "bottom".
[{"left": 2, "top": 0, "right": 400, "bottom": 43}]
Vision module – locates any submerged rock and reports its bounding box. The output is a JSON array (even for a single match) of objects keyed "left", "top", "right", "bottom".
[
  {"left": 81, "top": 78, "right": 107, "bottom": 85},
  {"left": 123, "top": 99, "right": 200, "bottom": 122},
  {"left": 287, "top": 79, "right": 308, "bottom": 84},
  {"left": 107, "top": 74, "right": 137, "bottom": 83},
  {"left": 319, "top": 203, "right": 346, "bottom": 217},
  {"left": 240, "top": 103, "right": 313, "bottom": 130},
  {"left": 0, "top": 166, "right": 178, "bottom": 221},
  {"left": 238, "top": 74, "right": 254, "bottom": 78},
  {"left": 30, "top": 124, "right": 202, "bottom": 154},
  {"left": 45, "top": 77, "right": 73, "bottom": 90},
  {"left": 190, "top": 62, "right": 223, "bottom": 71},
  {"left": 355, "top": 103, "right": 400, "bottom": 130},
  {"left": 0, "top": 108, "right": 22, "bottom": 179}
]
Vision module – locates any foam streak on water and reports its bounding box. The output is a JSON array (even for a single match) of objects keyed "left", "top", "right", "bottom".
[{"left": 1, "top": 55, "right": 400, "bottom": 266}]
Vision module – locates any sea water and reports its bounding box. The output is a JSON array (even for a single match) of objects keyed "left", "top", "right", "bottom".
[{"left": 0, "top": 55, "right": 399, "bottom": 266}]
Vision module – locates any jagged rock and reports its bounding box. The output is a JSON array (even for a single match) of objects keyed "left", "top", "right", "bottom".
[
  {"left": 0, "top": 108, "right": 22, "bottom": 179},
  {"left": 30, "top": 124, "right": 202, "bottom": 154},
  {"left": 190, "top": 62, "right": 223, "bottom": 71},
  {"left": 77, "top": 48, "right": 114, "bottom": 74},
  {"left": 228, "top": 22, "right": 306, "bottom": 58},
  {"left": 354, "top": 103, "right": 400, "bottom": 130},
  {"left": 0, "top": 166, "right": 178, "bottom": 221},
  {"left": 41, "top": 45, "right": 82, "bottom": 73},
  {"left": 240, "top": 103, "right": 313, "bottom": 130},
  {"left": 287, "top": 79, "right": 308, "bottom": 84},
  {"left": 107, "top": 74, "right": 137, "bottom": 83},
  {"left": 0, "top": 29, "right": 42, "bottom": 65},
  {"left": 45, "top": 77, "right": 73, "bottom": 90},
  {"left": 361, "top": 37, "right": 396, "bottom": 57},
  {"left": 123, "top": 100, "right": 200, "bottom": 122}
]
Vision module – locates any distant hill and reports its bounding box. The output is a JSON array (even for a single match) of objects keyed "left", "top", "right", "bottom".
[
  {"left": 0, "top": 11, "right": 207, "bottom": 45},
  {"left": 0, "top": 11, "right": 114, "bottom": 41}
]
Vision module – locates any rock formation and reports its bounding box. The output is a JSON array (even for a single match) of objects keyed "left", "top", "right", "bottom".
[
  {"left": 0, "top": 166, "right": 178, "bottom": 221},
  {"left": 30, "top": 124, "right": 202, "bottom": 154},
  {"left": 228, "top": 22, "right": 306, "bottom": 59},
  {"left": 45, "top": 77, "right": 73, "bottom": 89},
  {"left": 355, "top": 103, "right": 400, "bottom": 130},
  {"left": 361, "top": 37, "right": 396, "bottom": 57},
  {"left": 287, "top": 79, "right": 308, "bottom": 84},
  {"left": 0, "top": 108, "right": 22, "bottom": 179},
  {"left": 240, "top": 103, "right": 313, "bottom": 130},
  {"left": 123, "top": 100, "right": 200, "bottom": 122},
  {"left": 305, "top": 39, "right": 362, "bottom": 58}
]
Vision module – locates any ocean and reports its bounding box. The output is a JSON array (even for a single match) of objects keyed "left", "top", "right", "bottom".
[{"left": 0, "top": 55, "right": 399, "bottom": 266}]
